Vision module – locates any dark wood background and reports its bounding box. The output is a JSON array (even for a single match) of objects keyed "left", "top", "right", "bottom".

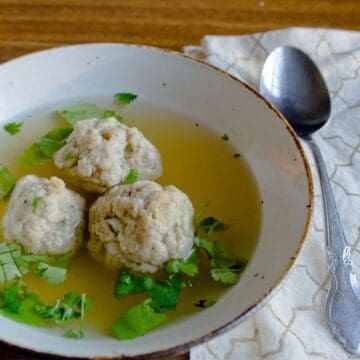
[{"left": 0, "top": 0, "right": 359, "bottom": 359}]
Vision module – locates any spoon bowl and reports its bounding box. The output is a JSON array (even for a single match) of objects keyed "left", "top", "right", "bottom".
[{"left": 260, "top": 46, "right": 331, "bottom": 137}]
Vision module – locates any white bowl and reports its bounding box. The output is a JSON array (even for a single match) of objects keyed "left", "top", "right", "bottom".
[{"left": 0, "top": 44, "right": 312, "bottom": 358}]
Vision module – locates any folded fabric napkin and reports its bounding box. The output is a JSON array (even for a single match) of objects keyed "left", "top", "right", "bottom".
[{"left": 184, "top": 28, "right": 360, "bottom": 360}]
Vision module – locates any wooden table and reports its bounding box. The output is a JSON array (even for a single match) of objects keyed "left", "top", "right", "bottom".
[{"left": 0, "top": 0, "right": 359, "bottom": 359}]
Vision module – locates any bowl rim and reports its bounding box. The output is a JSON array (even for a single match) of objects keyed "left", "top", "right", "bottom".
[{"left": 0, "top": 43, "right": 314, "bottom": 360}]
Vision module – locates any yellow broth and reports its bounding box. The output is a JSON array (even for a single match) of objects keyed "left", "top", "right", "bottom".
[{"left": 0, "top": 102, "right": 261, "bottom": 335}]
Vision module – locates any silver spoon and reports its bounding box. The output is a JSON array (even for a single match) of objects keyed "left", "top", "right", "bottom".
[{"left": 260, "top": 46, "right": 360, "bottom": 354}]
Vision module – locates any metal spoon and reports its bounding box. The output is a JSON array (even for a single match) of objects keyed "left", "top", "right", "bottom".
[{"left": 260, "top": 46, "right": 360, "bottom": 354}]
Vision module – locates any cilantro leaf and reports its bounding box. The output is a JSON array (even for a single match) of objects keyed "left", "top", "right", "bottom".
[
  {"left": 147, "top": 280, "right": 180, "bottom": 313},
  {"left": 114, "top": 272, "right": 188, "bottom": 314},
  {"left": 198, "top": 217, "right": 228, "bottom": 235},
  {"left": 0, "top": 282, "right": 45, "bottom": 326},
  {"left": 33, "top": 262, "right": 67, "bottom": 285},
  {"left": 102, "top": 110, "right": 123, "bottom": 123},
  {"left": 194, "top": 236, "right": 248, "bottom": 286},
  {"left": 4, "top": 122, "right": 23, "bottom": 135},
  {"left": 20, "top": 143, "right": 51, "bottom": 166},
  {"left": 114, "top": 272, "right": 155, "bottom": 298},
  {"left": 210, "top": 268, "right": 239, "bottom": 285},
  {"left": 165, "top": 249, "right": 199, "bottom": 277},
  {"left": 114, "top": 93, "right": 137, "bottom": 105},
  {"left": 36, "top": 128, "right": 72, "bottom": 157},
  {"left": 0, "top": 165, "right": 16, "bottom": 200},
  {"left": 58, "top": 103, "right": 123, "bottom": 126},
  {"left": 194, "top": 236, "right": 214, "bottom": 256},
  {"left": 111, "top": 300, "right": 167, "bottom": 340},
  {"left": 0, "top": 242, "right": 23, "bottom": 282},
  {"left": 0, "top": 242, "right": 68, "bottom": 286},
  {"left": 0, "top": 285, "right": 23, "bottom": 313},
  {"left": 35, "top": 292, "right": 91, "bottom": 339},
  {"left": 20, "top": 128, "right": 72, "bottom": 166},
  {"left": 35, "top": 292, "right": 90, "bottom": 324},
  {"left": 32, "top": 196, "right": 41, "bottom": 213},
  {"left": 124, "top": 169, "right": 138, "bottom": 184},
  {"left": 58, "top": 103, "right": 100, "bottom": 126}
]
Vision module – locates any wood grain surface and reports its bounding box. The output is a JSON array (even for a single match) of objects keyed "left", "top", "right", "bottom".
[{"left": 0, "top": 0, "right": 359, "bottom": 359}]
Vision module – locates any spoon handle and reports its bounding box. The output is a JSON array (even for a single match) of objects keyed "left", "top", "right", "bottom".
[{"left": 307, "top": 136, "right": 360, "bottom": 354}]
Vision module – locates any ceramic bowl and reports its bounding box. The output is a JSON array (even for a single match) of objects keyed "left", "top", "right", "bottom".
[{"left": 0, "top": 44, "right": 312, "bottom": 358}]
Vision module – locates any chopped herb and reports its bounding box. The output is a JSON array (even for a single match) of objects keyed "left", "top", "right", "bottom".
[
  {"left": 0, "top": 165, "right": 16, "bottom": 200},
  {"left": 21, "top": 128, "right": 72, "bottom": 166},
  {"left": 0, "top": 242, "right": 68, "bottom": 286},
  {"left": 114, "top": 272, "right": 155, "bottom": 298},
  {"left": 0, "top": 284, "right": 23, "bottom": 313},
  {"left": 4, "top": 122, "right": 23, "bottom": 135},
  {"left": 124, "top": 169, "right": 138, "bottom": 184},
  {"left": 58, "top": 104, "right": 123, "bottom": 126},
  {"left": 198, "top": 216, "right": 228, "bottom": 235},
  {"left": 58, "top": 103, "right": 99, "bottom": 126},
  {"left": 102, "top": 110, "right": 123, "bottom": 123},
  {"left": 33, "top": 262, "right": 67, "bottom": 285},
  {"left": 32, "top": 196, "right": 41, "bottom": 213},
  {"left": 64, "top": 152, "right": 75, "bottom": 161},
  {"left": 221, "top": 133, "right": 229, "bottom": 141},
  {"left": 233, "top": 153, "right": 241, "bottom": 158},
  {"left": 148, "top": 275, "right": 188, "bottom": 314},
  {"left": 165, "top": 249, "right": 198, "bottom": 277},
  {"left": 36, "top": 128, "right": 73, "bottom": 157},
  {"left": 111, "top": 300, "right": 166, "bottom": 340},
  {"left": 194, "top": 299, "right": 216, "bottom": 308},
  {"left": 194, "top": 206, "right": 248, "bottom": 286},
  {"left": 210, "top": 268, "right": 239, "bottom": 285},
  {"left": 114, "top": 93, "right": 137, "bottom": 105},
  {"left": 35, "top": 292, "right": 91, "bottom": 338},
  {"left": 114, "top": 271, "right": 188, "bottom": 314},
  {"left": 20, "top": 144, "right": 51, "bottom": 167},
  {"left": 194, "top": 236, "right": 214, "bottom": 256},
  {"left": 0, "top": 282, "right": 45, "bottom": 326}
]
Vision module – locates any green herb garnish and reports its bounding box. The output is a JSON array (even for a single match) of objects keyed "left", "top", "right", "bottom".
[
  {"left": 114, "top": 93, "right": 137, "bottom": 105},
  {"left": 114, "top": 271, "right": 188, "bottom": 314},
  {"left": 124, "top": 169, "right": 138, "bottom": 184},
  {"left": 111, "top": 300, "right": 166, "bottom": 340},
  {"left": 35, "top": 292, "right": 92, "bottom": 339},
  {"left": 21, "top": 128, "right": 72, "bottom": 166},
  {"left": 221, "top": 133, "right": 229, "bottom": 141},
  {"left": 32, "top": 196, "right": 41, "bottom": 213},
  {"left": 4, "top": 122, "right": 23, "bottom": 135},
  {"left": 198, "top": 216, "right": 228, "bottom": 235},
  {"left": 0, "top": 282, "right": 45, "bottom": 326},
  {"left": 58, "top": 103, "right": 123, "bottom": 126},
  {"left": 165, "top": 248, "right": 198, "bottom": 277},
  {"left": 0, "top": 165, "right": 16, "bottom": 200},
  {"left": 33, "top": 262, "right": 67, "bottom": 285},
  {"left": 64, "top": 152, "right": 75, "bottom": 161},
  {"left": 0, "top": 242, "right": 68, "bottom": 285}
]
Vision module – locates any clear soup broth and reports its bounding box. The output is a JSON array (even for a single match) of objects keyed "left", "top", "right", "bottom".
[{"left": 0, "top": 100, "right": 261, "bottom": 335}]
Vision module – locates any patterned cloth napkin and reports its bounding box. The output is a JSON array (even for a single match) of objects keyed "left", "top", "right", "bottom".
[{"left": 184, "top": 28, "right": 360, "bottom": 360}]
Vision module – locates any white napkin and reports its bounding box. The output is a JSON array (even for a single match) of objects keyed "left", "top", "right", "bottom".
[{"left": 185, "top": 28, "right": 360, "bottom": 360}]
